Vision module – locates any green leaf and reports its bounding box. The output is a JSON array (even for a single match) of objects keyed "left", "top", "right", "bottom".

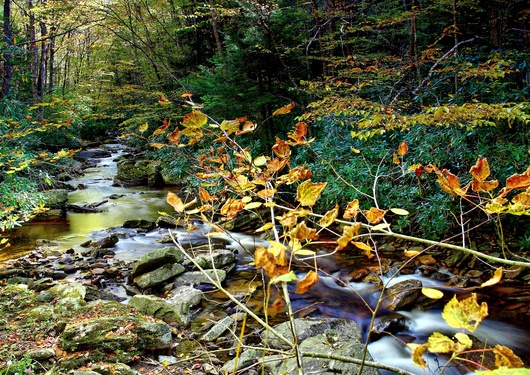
[{"left": 269, "top": 271, "right": 297, "bottom": 284}]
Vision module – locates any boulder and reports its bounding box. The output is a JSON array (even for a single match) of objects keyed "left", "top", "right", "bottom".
[
  {"left": 42, "top": 189, "right": 69, "bottom": 209},
  {"left": 129, "top": 294, "right": 191, "bottom": 325},
  {"left": 48, "top": 281, "right": 86, "bottom": 309},
  {"left": 194, "top": 249, "right": 236, "bottom": 270},
  {"left": 146, "top": 161, "right": 164, "bottom": 187},
  {"left": 382, "top": 279, "right": 422, "bottom": 311},
  {"left": 113, "top": 159, "right": 148, "bottom": 187},
  {"left": 133, "top": 263, "right": 186, "bottom": 289},
  {"left": 168, "top": 285, "right": 203, "bottom": 307},
  {"left": 123, "top": 219, "right": 157, "bottom": 231},
  {"left": 131, "top": 246, "right": 186, "bottom": 279},
  {"left": 174, "top": 269, "right": 226, "bottom": 287}
]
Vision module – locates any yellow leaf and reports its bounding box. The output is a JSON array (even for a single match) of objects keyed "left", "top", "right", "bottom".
[
  {"left": 253, "top": 155, "right": 268, "bottom": 166},
  {"left": 371, "top": 223, "right": 391, "bottom": 231},
  {"left": 270, "top": 271, "right": 298, "bottom": 284},
  {"left": 454, "top": 333, "right": 473, "bottom": 351},
  {"left": 319, "top": 204, "right": 339, "bottom": 228},
  {"left": 244, "top": 202, "right": 263, "bottom": 210},
  {"left": 392, "top": 153, "right": 400, "bottom": 165},
  {"left": 337, "top": 223, "right": 361, "bottom": 250},
  {"left": 352, "top": 241, "right": 374, "bottom": 258},
  {"left": 272, "top": 102, "right": 295, "bottom": 116},
  {"left": 404, "top": 250, "right": 421, "bottom": 257},
  {"left": 255, "top": 222, "right": 274, "bottom": 233},
  {"left": 289, "top": 221, "right": 319, "bottom": 241},
  {"left": 407, "top": 343, "right": 428, "bottom": 368},
  {"left": 182, "top": 110, "right": 208, "bottom": 129},
  {"left": 390, "top": 208, "right": 409, "bottom": 215},
  {"left": 295, "top": 270, "right": 319, "bottom": 294},
  {"left": 427, "top": 332, "right": 455, "bottom": 353},
  {"left": 166, "top": 192, "right": 185, "bottom": 213},
  {"left": 364, "top": 207, "right": 387, "bottom": 224},
  {"left": 481, "top": 267, "right": 503, "bottom": 288},
  {"left": 296, "top": 180, "right": 327, "bottom": 207},
  {"left": 493, "top": 345, "right": 525, "bottom": 368},
  {"left": 220, "top": 119, "right": 240, "bottom": 134},
  {"left": 343, "top": 199, "right": 360, "bottom": 219},
  {"left": 220, "top": 198, "right": 244, "bottom": 219},
  {"left": 139, "top": 122, "right": 149, "bottom": 133},
  {"left": 293, "top": 248, "right": 316, "bottom": 256},
  {"left": 421, "top": 287, "right": 444, "bottom": 299},
  {"left": 469, "top": 156, "right": 491, "bottom": 182},
  {"left": 441, "top": 293, "right": 488, "bottom": 332}
]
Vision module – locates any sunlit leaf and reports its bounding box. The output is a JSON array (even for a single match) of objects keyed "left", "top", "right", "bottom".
[
  {"left": 493, "top": 345, "right": 525, "bottom": 368},
  {"left": 167, "top": 127, "right": 181, "bottom": 144},
  {"left": 296, "top": 180, "right": 327, "bottom": 207},
  {"left": 442, "top": 293, "right": 488, "bottom": 332},
  {"left": 352, "top": 241, "right": 373, "bottom": 258},
  {"left": 418, "top": 254, "right": 436, "bottom": 265},
  {"left": 256, "top": 188, "right": 277, "bottom": 199},
  {"left": 469, "top": 156, "right": 491, "bottom": 181},
  {"left": 506, "top": 167, "right": 530, "bottom": 190},
  {"left": 472, "top": 179, "right": 499, "bottom": 193},
  {"left": 182, "top": 110, "right": 208, "bottom": 129},
  {"left": 371, "top": 223, "right": 391, "bottom": 231},
  {"left": 392, "top": 153, "right": 400, "bottom": 165},
  {"left": 167, "top": 192, "right": 184, "bottom": 213},
  {"left": 337, "top": 223, "right": 361, "bottom": 250},
  {"left": 407, "top": 343, "right": 428, "bottom": 368},
  {"left": 481, "top": 267, "right": 503, "bottom": 288},
  {"left": 512, "top": 192, "right": 530, "bottom": 206},
  {"left": 272, "top": 102, "right": 295, "bottom": 116},
  {"left": 427, "top": 332, "right": 455, "bottom": 353},
  {"left": 295, "top": 270, "right": 319, "bottom": 294},
  {"left": 253, "top": 155, "right": 268, "bottom": 166},
  {"left": 198, "top": 187, "right": 216, "bottom": 202},
  {"left": 390, "top": 208, "right": 409, "bottom": 216},
  {"left": 422, "top": 288, "right": 444, "bottom": 299},
  {"left": 255, "top": 245, "right": 288, "bottom": 278},
  {"left": 293, "top": 248, "right": 316, "bottom": 256},
  {"left": 319, "top": 204, "right": 339, "bottom": 228},
  {"left": 454, "top": 333, "right": 473, "bottom": 351},
  {"left": 236, "top": 121, "right": 256, "bottom": 135},
  {"left": 157, "top": 93, "right": 171, "bottom": 105},
  {"left": 287, "top": 122, "right": 310, "bottom": 145},
  {"left": 436, "top": 169, "right": 468, "bottom": 196},
  {"left": 220, "top": 119, "right": 240, "bottom": 134},
  {"left": 255, "top": 222, "right": 274, "bottom": 233},
  {"left": 270, "top": 271, "right": 298, "bottom": 284},
  {"left": 244, "top": 202, "right": 263, "bottom": 210},
  {"left": 139, "top": 122, "right": 149, "bottom": 133},
  {"left": 220, "top": 198, "right": 244, "bottom": 218},
  {"left": 343, "top": 199, "right": 360, "bottom": 219},
  {"left": 397, "top": 140, "right": 409, "bottom": 156},
  {"left": 364, "top": 207, "right": 387, "bottom": 224},
  {"left": 272, "top": 138, "right": 291, "bottom": 158},
  {"left": 404, "top": 249, "right": 421, "bottom": 257},
  {"left": 289, "top": 221, "right": 319, "bottom": 241}
]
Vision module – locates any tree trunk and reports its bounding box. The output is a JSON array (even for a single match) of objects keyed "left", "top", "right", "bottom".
[
  {"left": 28, "top": 0, "right": 39, "bottom": 103},
  {"left": 209, "top": 0, "right": 223, "bottom": 57},
  {"left": 1, "top": 0, "right": 13, "bottom": 98},
  {"left": 48, "top": 27, "right": 56, "bottom": 94},
  {"left": 39, "top": 21, "right": 49, "bottom": 101}
]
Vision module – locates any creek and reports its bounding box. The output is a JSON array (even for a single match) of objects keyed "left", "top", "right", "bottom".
[{"left": 3, "top": 143, "right": 530, "bottom": 374}]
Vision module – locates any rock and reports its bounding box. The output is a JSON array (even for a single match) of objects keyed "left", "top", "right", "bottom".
[
  {"left": 146, "top": 160, "right": 164, "bottom": 187},
  {"left": 94, "top": 234, "right": 119, "bottom": 249},
  {"left": 43, "top": 248, "right": 63, "bottom": 257},
  {"left": 371, "top": 313, "right": 408, "bottom": 338},
  {"left": 48, "top": 281, "right": 87, "bottom": 309},
  {"left": 74, "top": 149, "right": 112, "bottom": 160},
  {"left": 201, "top": 315, "right": 236, "bottom": 341},
  {"left": 123, "top": 219, "right": 157, "bottom": 231},
  {"left": 156, "top": 215, "right": 187, "bottom": 228},
  {"left": 91, "top": 363, "right": 137, "bottom": 375},
  {"left": 26, "top": 348, "right": 55, "bottom": 361},
  {"left": 168, "top": 285, "right": 203, "bottom": 307},
  {"left": 60, "top": 306, "right": 172, "bottom": 352},
  {"left": 194, "top": 249, "right": 236, "bottom": 270},
  {"left": 382, "top": 279, "right": 422, "bottom": 311},
  {"left": 133, "top": 263, "right": 186, "bottom": 289},
  {"left": 42, "top": 189, "right": 69, "bottom": 209},
  {"left": 129, "top": 294, "right": 191, "bottom": 325},
  {"left": 131, "top": 246, "right": 186, "bottom": 279},
  {"left": 113, "top": 159, "right": 149, "bottom": 187},
  {"left": 174, "top": 269, "right": 226, "bottom": 287}
]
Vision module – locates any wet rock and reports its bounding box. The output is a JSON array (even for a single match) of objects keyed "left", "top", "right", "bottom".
[
  {"left": 372, "top": 313, "right": 409, "bottom": 338},
  {"left": 123, "top": 219, "right": 156, "bottom": 231},
  {"left": 113, "top": 159, "right": 149, "bottom": 187},
  {"left": 174, "top": 269, "right": 226, "bottom": 287},
  {"left": 94, "top": 234, "right": 119, "bottom": 249},
  {"left": 146, "top": 160, "right": 164, "bottom": 188},
  {"left": 133, "top": 263, "right": 186, "bottom": 289},
  {"left": 194, "top": 249, "right": 236, "bottom": 270},
  {"left": 382, "top": 279, "right": 422, "bottom": 311},
  {"left": 129, "top": 294, "right": 191, "bottom": 325},
  {"left": 130, "top": 246, "right": 186, "bottom": 279},
  {"left": 75, "top": 149, "right": 112, "bottom": 160},
  {"left": 156, "top": 215, "right": 187, "bottom": 228}
]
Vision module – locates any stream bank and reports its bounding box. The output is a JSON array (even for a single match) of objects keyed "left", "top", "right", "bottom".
[{"left": 2, "top": 144, "right": 530, "bottom": 375}]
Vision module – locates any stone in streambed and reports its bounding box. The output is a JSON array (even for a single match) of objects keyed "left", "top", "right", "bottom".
[
  {"left": 129, "top": 294, "right": 191, "bottom": 326},
  {"left": 130, "top": 246, "right": 186, "bottom": 279},
  {"left": 194, "top": 249, "right": 236, "bottom": 270},
  {"left": 173, "top": 269, "right": 226, "bottom": 287},
  {"left": 382, "top": 279, "right": 422, "bottom": 311},
  {"left": 123, "top": 219, "right": 156, "bottom": 231},
  {"left": 133, "top": 263, "right": 185, "bottom": 289}
]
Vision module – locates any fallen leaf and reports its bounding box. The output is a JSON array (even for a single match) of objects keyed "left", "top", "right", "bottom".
[{"left": 295, "top": 270, "right": 319, "bottom": 294}]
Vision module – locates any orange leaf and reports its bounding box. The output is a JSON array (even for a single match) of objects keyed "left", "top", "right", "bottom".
[
  {"left": 343, "top": 199, "right": 360, "bottom": 219},
  {"left": 296, "top": 180, "right": 327, "bottom": 207},
  {"left": 167, "top": 127, "right": 180, "bottom": 144},
  {"left": 236, "top": 121, "right": 256, "bottom": 135},
  {"left": 364, "top": 207, "right": 387, "bottom": 224},
  {"left": 480, "top": 267, "right": 503, "bottom": 288},
  {"left": 289, "top": 221, "right": 319, "bottom": 241},
  {"left": 167, "top": 192, "right": 185, "bottom": 213},
  {"left": 278, "top": 166, "right": 312, "bottom": 184},
  {"left": 157, "top": 93, "right": 171, "bottom": 105},
  {"left": 254, "top": 245, "right": 289, "bottom": 278},
  {"left": 295, "top": 270, "right": 319, "bottom": 294},
  {"left": 220, "top": 198, "right": 244, "bottom": 219},
  {"left": 471, "top": 179, "right": 499, "bottom": 193},
  {"left": 512, "top": 191, "right": 530, "bottom": 206},
  {"left": 256, "top": 188, "right": 277, "bottom": 199},
  {"left": 397, "top": 140, "right": 408, "bottom": 156},
  {"left": 436, "top": 169, "right": 467, "bottom": 196},
  {"left": 272, "top": 102, "right": 295, "bottom": 116},
  {"left": 181, "top": 110, "right": 207, "bottom": 128},
  {"left": 506, "top": 166, "right": 530, "bottom": 190},
  {"left": 272, "top": 138, "right": 291, "bottom": 158},
  {"left": 287, "top": 122, "right": 308, "bottom": 145},
  {"left": 152, "top": 118, "right": 170, "bottom": 136},
  {"left": 469, "top": 156, "right": 491, "bottom": 182},
  {"left": 198, "top": 187, "right": 216, "bottom": 202},
  {"left": 337, "top": 223, "right": 361, "bottom": 250},
  {"left": 392, "top": 153, "right": 400, "bottom": 165}
]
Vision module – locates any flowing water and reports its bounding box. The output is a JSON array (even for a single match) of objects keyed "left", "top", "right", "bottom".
[{"left": 3, "top": 144, "right": 530, "bottom": 374}]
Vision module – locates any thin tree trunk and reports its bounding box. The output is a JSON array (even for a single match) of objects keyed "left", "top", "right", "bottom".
[
  {"left": 209, "top": 0, "right": 223, "bottom": 57},
  {"left": 29, "top": 0, "right": 39, "bottom": 103},
  {"left": 48, "top": 27, "right": 56, "bottom": 94},
  {"left": 1, "top": 0, "right": 13, "bottom": 98},
  {"left": 39, "top": 21, "right": 49, "bottom": 101}
]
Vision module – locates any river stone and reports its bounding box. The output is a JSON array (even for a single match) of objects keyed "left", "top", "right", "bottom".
[
  {"left": 173, "top": 269, "right": 226, "bottom": 287},
  {"left": 42, "top": 189, "right": 69, "bottom": 209},
  {"left": 94, "top": 234, "right": 119, "bottom": 249},
  {"left": 201, "top": 315, "right": 235, "bottom": 341},
  {"left": 123, "top": 219, "right": 156, "bottom": 231},
  {"left": 26, "top": 348, "right": 55, "bottom": 361},
  {"left": 131, "top": 246, "right": 186, "bottom": 279},
  {"left": 194, "top": 250, "right": 236, "bottom": 270},
  {"left": 382, "top": 279, "right": 422, "bottom": 311},
  {"left": 48, "top": 281, "right": 87, "bottom": 309},
  {"left": 146, "top": 160, "right": 164, "bottom": 187},
  {"left": 168, "top": 285, "right": 203, "bottom": 307},
  {"left": 133, "top": 263, "right": 186, "bottom": 289},
  {"left": 129, "top": 294, "right": 191, "bottom": 325},
  {"left": 113, "top": 159, "right": 148, "bottom": 187},
  {"left": 61, "top": 314, "right": 172, "bottom": 352},
  {"left": 91, "top": 363, "right": 137, "bottom": 375}
]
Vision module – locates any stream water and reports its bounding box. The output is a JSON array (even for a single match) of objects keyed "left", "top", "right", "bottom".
[{"left": 3, "top": 144, "right": 530, "bottom": 374}]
